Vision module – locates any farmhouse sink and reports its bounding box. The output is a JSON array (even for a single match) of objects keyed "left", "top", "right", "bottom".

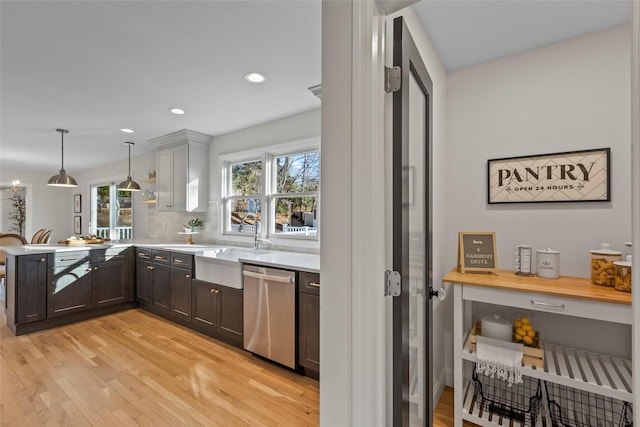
[{"left": 194, "top": 247, "right": 272, "bottom": 289}]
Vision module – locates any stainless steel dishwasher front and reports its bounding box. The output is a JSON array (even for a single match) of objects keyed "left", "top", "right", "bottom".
[{"left": 242, "top": 264, "right": 296, "bottom": 368}]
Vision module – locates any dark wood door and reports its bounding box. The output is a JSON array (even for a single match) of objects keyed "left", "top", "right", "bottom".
[
  {"left": 217, "top": 285, "right": 243, "bottom": 347},
  {"left": 152, "top": 264, "right": 171, "bottom": 315},
  {"left": 191, "top": 279, "right": 218, "bottom": 335},
  {"left": 136, "top": 260, "right": 153, "bottom": 307},
  {"left": 298, "top": 292, "right": 320, "bottom": 377},
  {"left": 92, "top": 259, "right": 129, "bottom": 308},
  {"left": 47, "top": 262, "right": 92, "bottom": 318},
  {"left": 16, "top": 254, "right": 48, "bottom": 324},
  {"left": 170, "top": 267, "right": 192, "bottom": 323}
]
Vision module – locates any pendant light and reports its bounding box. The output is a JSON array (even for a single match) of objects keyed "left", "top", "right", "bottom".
[
  {"left": 118, "top": 141, "right": 141, "bottom": 191},
  {"left": 47, "top": 129, "right": 78, "bottom": 187}
]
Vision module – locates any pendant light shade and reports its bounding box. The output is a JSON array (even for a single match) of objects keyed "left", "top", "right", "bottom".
[
  {"left": 118, "top": 141, "right": 141, "bottom": 191},
  {"left": 47, "top": 129, "right": 78, "bottom": 187}
]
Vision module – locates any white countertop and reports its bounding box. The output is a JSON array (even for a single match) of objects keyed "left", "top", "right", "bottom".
[{"left": 1, "top": 241, "right": 320, "bottom": 273}]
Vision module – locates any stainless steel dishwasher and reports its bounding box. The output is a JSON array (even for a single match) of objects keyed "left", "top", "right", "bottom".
[{"left": 242, "top": 264, "right": 296, "bottom": 368}]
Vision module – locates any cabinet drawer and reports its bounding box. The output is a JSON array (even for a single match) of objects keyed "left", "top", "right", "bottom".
[
  {"left": 171, "top": 252, "right": 193, "bottom": 270},
  {"left": 151, "top": 250, "right": 170, "bottom": 265},
  {"left": 93, "top": 247, "right": 131, "bottom": 263},
  {"left": 299, "top": 271, "right": 320, "bottom": 295},
  {"left": 136, "top": 248, "right": 152, "bottom": 261},
  {"left": 52, "top": 251, "right": 90, "bottom": 267},
  {"left": 463, "top": 285, "right": 632, "bottom": 325}
]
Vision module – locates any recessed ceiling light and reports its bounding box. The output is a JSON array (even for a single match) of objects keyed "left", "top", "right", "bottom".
[
  {"left": 120, "top": 128, "right": 134, "bottom": 133},
  {"left": 170, "top": 108, "right": 185, "bottom": 115},
  {"left": 244, "top": 72, "right": 266, "bottom": 83}
]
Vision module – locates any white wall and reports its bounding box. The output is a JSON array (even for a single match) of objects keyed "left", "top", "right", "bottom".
[
  {"left": 445, "top": 24, "right": 632, "bottom": 371},
  {"left": 0, "top": 168, "right": 73, "bottom": 242}
]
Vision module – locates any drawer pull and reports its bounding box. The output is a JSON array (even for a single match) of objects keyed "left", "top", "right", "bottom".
[
  {"left": 531, "top": 300, "right": 565, "bottom": 310},
  {"left": 174, "top": 258, "right": 184, "bottom": 264},
  {"left": 185, "top": 274, "right": 191, "bottom": 279},
  {"left": 138, "top": 253, "right": 149, "bottom": 258},
  {"left": 154, "top": 255, "right": 167, "bottom": 261},
  {"left": 59, "top": 257, "right": 81, "bottom": 262},
  {"left": 309, "top": 282, "right": 320, "bottom": 288},
  {"left": 211, "top": 289, "right": 220, "bottom": 294},
  {"left": 40, "top": 258, "right": 46, "bottom": 263},
  {"left": 147, "top": 266, "right": 155, "bottom": 270}
]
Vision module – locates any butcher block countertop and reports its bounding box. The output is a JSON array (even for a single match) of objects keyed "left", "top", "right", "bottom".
[{"left": 442, "top": 269, "right": 631, "bottom": 305}]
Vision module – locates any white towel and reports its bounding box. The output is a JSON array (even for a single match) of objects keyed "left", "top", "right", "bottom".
[{"left": 476, "top": 335, "right": 524, "bottom": 386}]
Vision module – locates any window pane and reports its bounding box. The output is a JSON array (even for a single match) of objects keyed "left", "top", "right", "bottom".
[
  {"left": 277, "top": 152, "right": 319, "bottom": 193},
  {"left": 231, "top": 161, "right": 262, "bottom": 196},
  {"left": 230, "top": 198, "right": 262, "bottom": 233},
  {"left": 274, "top": 196, "right": 317, "bottom": 236},
  {"left": 96, "top": 185, "right": 110, "bottom": 238},
  {"left": 116, "top": 190, "right": 132, "bottom": 227}
]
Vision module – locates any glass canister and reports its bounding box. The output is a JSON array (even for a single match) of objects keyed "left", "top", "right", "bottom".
[
  {"left": 614, "top": 256, "right": 632, "bottom": 293},
  {"left": 590, "top": 243, "right": 622, "bottom": 286}
]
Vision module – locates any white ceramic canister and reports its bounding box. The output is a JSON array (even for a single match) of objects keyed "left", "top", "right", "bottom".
[
  {"left": 480, "top": 314, "right": 512, "bottom": 342},
  {"left": 537, "top": 248, "right": 560, "bottom": 279}
]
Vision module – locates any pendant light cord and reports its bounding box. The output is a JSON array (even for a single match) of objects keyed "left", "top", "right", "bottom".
[{"left": 60, "top": 131, "right": 65, "bottom": 170}]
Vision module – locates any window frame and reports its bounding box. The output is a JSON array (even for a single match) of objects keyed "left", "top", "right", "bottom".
[
  {"left": 90, "top": 182, "right": 135, "bottom": 240},
  {"left": 220, "top": 138, "right": 320, "bottom": 242}
]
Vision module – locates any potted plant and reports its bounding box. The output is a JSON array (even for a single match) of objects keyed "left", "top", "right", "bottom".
[{"left": 184, "top": 218, "right": 203, "bottom": 231}]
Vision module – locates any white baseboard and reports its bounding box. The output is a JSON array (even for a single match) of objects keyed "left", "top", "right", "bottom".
[
  {"left": 432, "top": 368, "right": 447, "bottom": 407},
  {"left": 445, "top": 367, "right": 454, "bottom": 388}
]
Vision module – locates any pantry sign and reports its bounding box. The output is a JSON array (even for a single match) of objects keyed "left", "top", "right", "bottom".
[{"left": 487, "top": 148, "right": 610, "bottom": 204}]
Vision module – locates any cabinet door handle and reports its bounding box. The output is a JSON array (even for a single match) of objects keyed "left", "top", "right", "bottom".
[
  {"left": 40, "top": 258, "right": 46, "bottom": 263},
  {"left": 147, "top": 266, "right": 155, "bottom": 270},
  {"left": 530, "top": 300, "right": 565, "bottom": 310},
  {"left": 93, "top": 266, "right": 98, "bottom": 271},
  {"left": 185, "top": 274, "right": 191, "bottom": 279},
  {"left": 210, "top": 289, "right": 220, "bottom": 294},
  {"left": 309, "top": 282, "right": 320, "bottom": 288}
]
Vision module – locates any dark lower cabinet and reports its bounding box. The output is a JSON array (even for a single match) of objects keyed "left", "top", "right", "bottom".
[
  {"left": 47, "top": 252, "right": 92, "bottom": 318},
  {"left": 12, "top": 254, "right": 48, "bottom": 325},
  {"left": 171, "top": 267, "right": 192, "bottom": 323},
  {"left": 151, "top": 264, "right": 171, "bottom": 315},
  {"left": 191, "top": 279, "right": 243, "bottom": 348},
  {"left": 92, "top": 256, "right": 134, "bottom": 309},
  {"left": 298, "top": 272, "right": 320, "bottom": 379},
  {"left": 6, "top": 248, "right": 136, "bottom": 336},
  {"left": 136, "top": 260, "right": 153, "bottom": 307}
]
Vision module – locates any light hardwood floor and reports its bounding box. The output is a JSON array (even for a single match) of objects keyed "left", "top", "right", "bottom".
[{"left": 1, "top": 285, "right": 464, "bottom": 426}]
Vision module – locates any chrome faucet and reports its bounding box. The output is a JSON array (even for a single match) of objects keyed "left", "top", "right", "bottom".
[{"left": 238, "top": 212, "right": 261, "bottom": 250}]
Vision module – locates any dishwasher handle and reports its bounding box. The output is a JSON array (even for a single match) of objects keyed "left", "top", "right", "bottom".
[{"left": 243, "top": 270, "right": 294, "bottom": 283}]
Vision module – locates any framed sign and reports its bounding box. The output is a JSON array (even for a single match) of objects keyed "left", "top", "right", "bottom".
[
  {"left": 458, "top": 232, "right": 497, "bottom": 274},
  {"left": 74, "top": 216, "right": 82, "bottom": 235},
  {"left": 74, "top": 194, "right": 82, "bottom": 213},
  {"left": 487, "top": 148, "right": 610, "bottom": 204}
]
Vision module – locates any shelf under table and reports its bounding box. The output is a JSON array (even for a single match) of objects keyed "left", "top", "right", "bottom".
[{"left": 463, "top": 330, "right": 633, "bottom": 403}]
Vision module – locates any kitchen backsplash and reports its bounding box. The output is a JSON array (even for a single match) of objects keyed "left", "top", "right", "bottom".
[{"left": 147, "top": 209, "right": 214, "bottom": 242}]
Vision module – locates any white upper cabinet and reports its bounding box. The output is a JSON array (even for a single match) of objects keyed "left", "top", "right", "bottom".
[{"left": 149, "top": 129, "right": 211, "bottom": 212}]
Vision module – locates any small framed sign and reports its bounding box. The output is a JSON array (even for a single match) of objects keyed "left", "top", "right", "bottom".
[
  {"left": 458, "top": 232, "right": 497, "bottom": 274},
  {"left": 487, "top": 148, "right": 610, "bottom": 204},
  {"left": 74, "top": 216, "right": 82, "bottom": 235},
  {"left": 74, "top": 194, "right": 82, "bottom": 213}
]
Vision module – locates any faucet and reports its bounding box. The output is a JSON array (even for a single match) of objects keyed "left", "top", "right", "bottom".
[{"left": 238, "top": 212, "right": 261, "bottom": 250}]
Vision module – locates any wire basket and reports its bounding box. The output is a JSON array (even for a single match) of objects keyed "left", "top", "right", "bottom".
[
  {"left": 544, "top": 381, "right": 633, "bottom": 427},
  {"left": 472, "top": 365, "right": 542, "bottom": 426}
]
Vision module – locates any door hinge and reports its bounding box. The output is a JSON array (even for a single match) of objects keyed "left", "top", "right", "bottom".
[
  {"left": 385, "top": 66, "right": 401, "bottom": 93},
  {"left": 385, "top": 270, "right": 401, "bottom": 297}
]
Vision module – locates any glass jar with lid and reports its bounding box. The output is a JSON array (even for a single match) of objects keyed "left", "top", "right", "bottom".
[
  {"left": 590, "top": 243, "right": 622, "bottom": 286},
  {"left": 613, "top": 256, "right": 632, "bottom": 293}
]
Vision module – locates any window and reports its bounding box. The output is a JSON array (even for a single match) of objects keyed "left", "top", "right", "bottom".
[
  {"left": 221, "top": 141, "right": 319, "bottom": 240},
  {"left": 90, "top": 183, "right": 134, "bottom": 240}
]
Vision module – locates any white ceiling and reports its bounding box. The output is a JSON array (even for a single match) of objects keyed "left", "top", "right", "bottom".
[{"left": 0, "top": 0, "right": 632, "bottom": 175}]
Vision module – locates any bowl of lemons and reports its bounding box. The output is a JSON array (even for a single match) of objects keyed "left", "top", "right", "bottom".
[{"left": 513, "top": 317, "right": 537, "bottom": 347}]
